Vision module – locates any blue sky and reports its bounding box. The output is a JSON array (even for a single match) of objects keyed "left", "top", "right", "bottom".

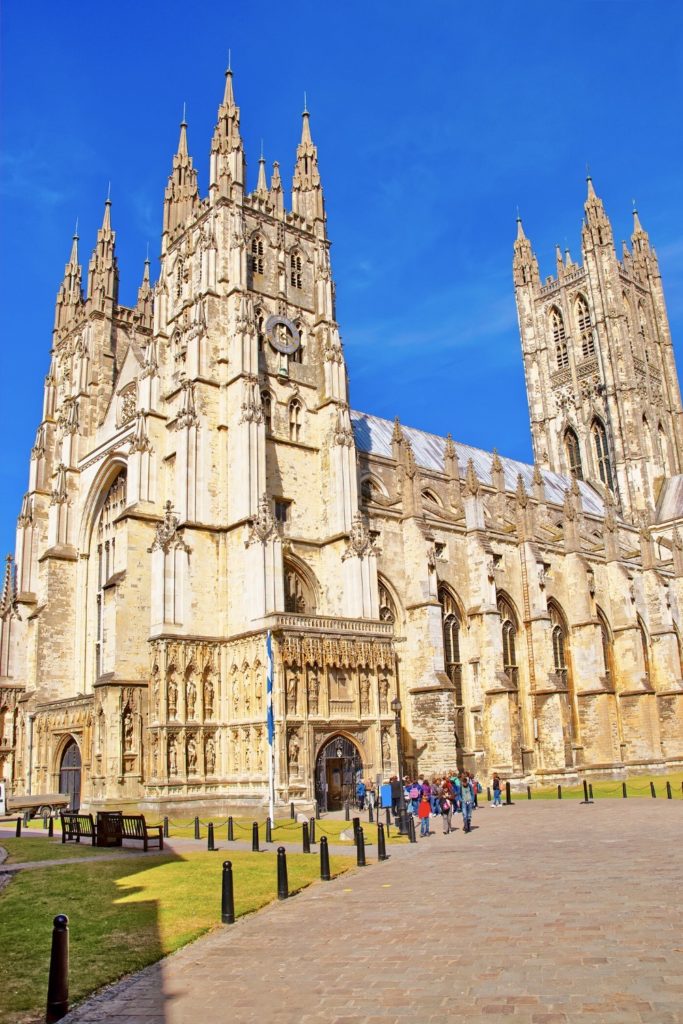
[{"left": 1, "top": 2, "right": 682, "bottom": 559}]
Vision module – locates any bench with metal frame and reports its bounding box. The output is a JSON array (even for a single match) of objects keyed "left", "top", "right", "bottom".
[
  {"left": 60, "top": 812, "right": 97, "bottom": 846},
  {"left": 120, "top": 814, "right": 163, "bottom": 851}
]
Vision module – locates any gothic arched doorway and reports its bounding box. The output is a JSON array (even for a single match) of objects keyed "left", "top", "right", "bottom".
[
  {"left": 315, "top": 735, "right": 363, "bottom": 812},
  {"left": 59, "top": 738, "right": 82, "bottom": 811}
]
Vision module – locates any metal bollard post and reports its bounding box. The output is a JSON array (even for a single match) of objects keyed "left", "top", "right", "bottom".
[
  {"left": 43, "top": 812, "right": 49, "bottom": 830},
  {"left": 315, "top": 800, "right": 320, "bottom": 820},
  {"left": 650, "top": 781, "right": 656, "bottom": 798},
  {"left": 207, "top": 822, "right": 216, "bottom": 852},
  {"left": 505, "top": 781, "right": 512, "bottom": 805},
  {"left": 320, "top": 835, "right": 331, "bottom": 881},
  {"left": 309, "top": 817, "right": 316, "bottom": 845},
  {"left": 252, "top": 821, "right": 259, "bottom": 853},
  {"left": 228, "top": 816, "right": 234, "bottom": 841},
  {"left": 48, "top": 817, "right": 54, "bottom": 838},
  {"left": 302, "top": 821, "right": 310, "bottom": 854},
  {"left": 588, "top": 783, "right": 594, "bottom": 801},
  {"left": 194, "top": 816, "right": 200, "bottom": 840},
  {"left": 487, "top": 787, "right": 491, "bottom": 803},
  {"left": 221, "top": 861, "right": 235, "bottom": 925},
  {"left": 377, "top": 822, "right": 388, "bottom": 861},
  {"left": 24, "top": 810, "right": 31, "bottom": 826},
  {"left": 385, "top": 806, "right": 391, "bottom": 828},
  {"left": 15, "top": 817, "right": 21, "bottom": 838},
  {"left": 344, "top": 799, "right": 350, "bottom": 821},
  {"left": 368, "top": 802, "right": 374, "bottom": 823},
  {"left": 265, "top": 816, "right": 273, "bottom": 843},
  {"left": 527, "top": 785, "right": 532, "bottom": 800},
  {"left": 623, "top": 781, "right": 627, "bottom": 799},
  {"left": 290, "top": 801, "right": 295, "bottom": 820},
  {"left": 581, "top": 780, "right": 590, "bottom": 804},
  {"left": 352, "top": 816, "right": 360, "bottom": 845},
  {"left": 666, "top": 781, "right": 672, "bottom": 800},
  {"left": 277, "top": 847, "right": 288, "bottom": 900},
  {"left": 557, "top": 785, "right": 562, "bottom": 800},
  {"left": 408, "top": 816, "right": 417, "bottom": 843},
  {"left": 46, "top": 914, "right": 69, "bottom": 1023},
  {"left": 163, "top": 816, "right": 169, "bottom": 838},
  {"left": 356, "top": 827, "right": 366, "bottom": 867}
]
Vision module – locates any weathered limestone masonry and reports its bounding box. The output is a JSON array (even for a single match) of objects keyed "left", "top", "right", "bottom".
[{"left": 1, "top": 68, "right": 682, "bottom": 812}]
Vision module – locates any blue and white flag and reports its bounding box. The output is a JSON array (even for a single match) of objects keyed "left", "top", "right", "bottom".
[{"left": 266, "top": 630, "right": 274, "bottom": 746}]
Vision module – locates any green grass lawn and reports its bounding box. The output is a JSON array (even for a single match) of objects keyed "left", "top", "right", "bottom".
[
  {"left": 513, "top": 770, "right": 683, "bottom": 801},
  {"left": 163, "top": 814, "right": 409, "bottom": 844},
  {"left": 0, "top": 837, "right": 120, "bottom": 864},
  {"left": 0, "top": 847, "right": 353, "bottom": 1024}
]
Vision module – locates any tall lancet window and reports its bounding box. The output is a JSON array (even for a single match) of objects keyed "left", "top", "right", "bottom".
[
  {"left": 250, "top": 235, "right": 264, "bottom": 275},
  {"left": 289, "top": 399, "right": 302, "bottom": 442},
  {"left": 565, "top": 428, "right": 583, "bottom": 480},
  {"left": 439, "top": 585, "right": 463, "bottom": 705},
  {"left": 592, "top": 419, "right": 614, "bottom": 490},
  {"left": 552, "top": 308, "right": 569, "bottom": 369},
  {"left": 93, "top": 470, "right": 127, "bottom": 680},
  {"left": 290, "top": 251, "right": 302, "bottom": 289},
  {"left": 576, "top": 295, "right": 595, "bottom": 358}
]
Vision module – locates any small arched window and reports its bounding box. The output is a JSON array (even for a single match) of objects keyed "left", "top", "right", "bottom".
[
  {"left": 289, "top": 399, "right": 302, "bottom": 442},
  {"left": 422, "top": 488, "right": 441, "bottom": 506},
  {"left": 261, "top": 391, "right": 272, "bottom": 434},
  {"left": 378, "top": 579, "right": 397, "bottom": 624},
  {"left": 552, "top": 308, "right": 569, "bottom": 369},
  {"left": 638, "top": 616, "right": 650, "bottom": 682},
  {"left": 597, "top": 608, "right": 613, "bottom": 688},
  {"left": 284, "top": 559, "right": 314, "bottom": 614},
  {"left": 565, "top": 428, "right": 583, "bottom": 480},
  {"left": 439, "top": 586, "right": 463, "bottom": 704},
  {"left": 290, "top": 251, "right": 303, "bottom": 289},
  {"left": 250, "top": 235, "right": 264, "bottom": 275},
  {"left": 592, "top": 419, "right": 614, "bottom": 491},
  {"left": 550, "top": 604, "right": 568, "bottom": 684},
  {"left": 576, "top": 295, "right": 594, "bottom": 358},
  {"left": 290, "top": 320, "right": 304, "bottom": 365},
  {"left": 497, "top": 595, "right": 518, "bottom": 688}
]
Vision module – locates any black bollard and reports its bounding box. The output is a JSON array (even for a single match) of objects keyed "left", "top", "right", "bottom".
[
  {"left": 377, "top": 822, "right": 388, "bottom": 861},
  {"left": 252, "top": 821, "right": 259, "bottom": 853},
  {"left": 505, "top": 781, "right": 512, "bottom": 805},
  {"left": 24, "top": 810, "right": 31, "bottom": 826},
  {"left": 15, "top": 817, "right": 21, "bottom": 838},
  {"left": 368, "top": 802, "right": 374, "bottom": 823},
  {"left": 352, "top": 816, "right": 360, "bottom": 845},
  {"left": 589, "top": 783, "right": 594, "bottom": 801},
  {"left": 408, "top": 816, "right": 417, "bottom": 843},
  {"left": 290, "top": 801, "right": 295, "bottom": 820},
  {"left": 622, "top": 781, "right": 628, "bottom": 799},
  {"left": 527, "top": 785, "right": 532, "bottom": 800},
  {"left": 48, "top": 817, "right": 54, "bottom": 838},
  {"left": 302, "top": 821, "right": 310, "bottom": 854},
  {"left": 344, "top": 799, "right": 350, "bottom": 821},
  {"left": 228, "top": 816, "right": 234, "bottom": 841},
  {"left": 666, "top": 781, "right": 672, "bottom": 800},
  {"left": 163, "top": 816, "right": 169, "bottom": 838},
  {"left": 309, "top": 817, "right": 316, "bottom": 845},
  {"left": 221, "top": 861, "right": 235, "bottom": 925},
  {"left": 43, "top": 812, "right": 49, "bottom": 830},
  {"left": 194, "top": 816, "right": 200, "bottom": 840},
  {"left": 207, "top": 822, "right": 216, "bottom": 852},
  {"left": 45, "top": 914, "right": 69, "bottom": 1023},
  {"left": 356, "top": 827, "right": 366, "bottom": 867},
  {"left": 385, "top": 806, "right": 391, "bottom": 828},
  {"left": 650, "top": 781, "right": 656, "bottom": 798},
  {"left": 265, "top": 816, "right": 273, "bottom": 843},
  {"left": 581, "top": 780, "right": 590, "bottom": 805},
  {"left": 277, "top": 846, "right": 288, "bottom": 900},
  {"left": 557, "top": 784, "right": 562, "bottom": 800},
  {"left": 487, "top": 786, "right": 491, "bottom": 803},
  {"left": 315, "top": 800, "right": 320, "bottom": 820},
  {"left": 320, "top": 835, "right": 331, "bottom": 881}
]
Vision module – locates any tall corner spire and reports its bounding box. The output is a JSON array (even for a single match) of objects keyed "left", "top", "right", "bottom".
[
  {"left": 516, "top": 211, "right": 526, "bottom": 241},
  {"left": 87, "top": 191, "right": 119, "bottom": 310},
  {"left": 210, "top": 56, "right": 245, "bottom": 198},
  {"left": 163, "top": 110, "right": 200, "bottom": 244},
  {"left": 177, "top": 106, "right": 189, "bottom": 158},
  {"left": 582, "top": 170, "right": 613, "bottom": 247},
  {"left": 256, "top": 143, "right": 268, "bottom": 194},
  {"left": 513, "top": 211, "right": 539, "bottom": 288},
  {"left": 292, "top": 100, "right": 325, "bottom": 225}
]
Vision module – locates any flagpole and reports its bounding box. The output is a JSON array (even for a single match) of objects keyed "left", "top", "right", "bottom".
[{"left": 266, "top": 630, "right": 275, "bottom": 823}]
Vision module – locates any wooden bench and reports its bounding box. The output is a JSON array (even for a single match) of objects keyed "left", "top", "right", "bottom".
[
  {"left": 120, "top": 814, "right": 163, "bottom": 851},
  {"left": 61, "top": 812, "right": 97, "bottom": 846}
]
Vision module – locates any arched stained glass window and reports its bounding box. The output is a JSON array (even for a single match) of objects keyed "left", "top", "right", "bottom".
[
  {"left": 565, "top": 428, "right": 583, "bottom": 480},
  {"left": 550, "top": 603, "right": 569, "bottom": 686},
  {"left": 552, "top": 308, "right": 569, "bottom": 369},
  {"left": 576, "top": 295, "right": 595, "bottom": 358},
  {"left": 497, "top": 595, "right": 518, "bottom": 688},
  {"left": 439, "top": 585, "right": 463, "bottom": 705},
  {"left": 592, "top": 419, "right": 614, "bottom": 491}
]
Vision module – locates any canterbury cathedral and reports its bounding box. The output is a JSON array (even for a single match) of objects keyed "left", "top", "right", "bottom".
[{"left": 1, "top": 66, "right": 682, "bottom": 813}]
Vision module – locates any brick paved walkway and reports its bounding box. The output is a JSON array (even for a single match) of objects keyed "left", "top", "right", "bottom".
[{"left": 62, "top": 800, "right": 683, "bottom": 1023}]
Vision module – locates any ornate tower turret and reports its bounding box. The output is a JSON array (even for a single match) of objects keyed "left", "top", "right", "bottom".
[
  {"left": 54, "top": 224, "right": 83, "bottom": 331},
  {"left": 162, "top": 116, "right": 200, "bottom": 252},
  {"left": 86, "top": 196, "right": 119, "bottom": 315},
  {"left": 291, "top": 105, "right": 325, "bottom": 230},
  {"left": 209, "top": 63, "right": 245, "bottom": 202}
]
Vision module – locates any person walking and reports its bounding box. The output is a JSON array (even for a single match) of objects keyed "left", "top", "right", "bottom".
[
  {"left": 441, "top": 780, "right": 454, "bottom": 834},
  {"left": 492, "top": 772, "right": 502, "bottom": 807},
  {"left": 390, "top": 775, "right": 402, "bottom": 815},
  {"left": 366, "top": 778, "right": 376, "bottom": 811},
  {"left": 356, "top": 776, "right": 366, "bottom": 811},
  {"left": 460, "top": 773, "right": 475, "bottom": 833},
  {"left": 417, "top": 792, "right": 432, "bottom": 837}
]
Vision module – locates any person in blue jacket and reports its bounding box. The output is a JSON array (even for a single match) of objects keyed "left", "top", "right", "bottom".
[
  {"left": 356, "top": 776, "right": 366, "bottom": 811},
  {"left": 459, "top": 773, "right": 475, "bottom": 833}
]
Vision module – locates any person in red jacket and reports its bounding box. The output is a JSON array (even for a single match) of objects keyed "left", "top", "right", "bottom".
[{"left": 417, "top": 793, "right": 431, "bottom": 837}]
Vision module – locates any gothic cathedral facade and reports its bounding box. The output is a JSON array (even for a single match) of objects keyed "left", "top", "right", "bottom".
[{"left": 1, "top": 68, "right": 682, "bottom": 812}]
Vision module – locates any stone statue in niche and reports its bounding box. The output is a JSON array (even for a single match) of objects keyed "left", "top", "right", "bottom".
[
  {"left": 232, "top": 676, "right": 240, "bottom": 715},
  {"left": 381, "top": 728, "right": 391, "bottom": 765},
  {"left": 123, "top": 709, "right": 134, "bottom": 752},
  {"left": 204, "top": 676, "right": 214, "bottom": 719},
  {"left": 167, "top": 674, "right": 178, "bottom": 718},
  {"left": 151, "top": 671, "right": 160, "bottom": 717},
  {"left": 244, "top": 683, "right": 251, "bottom": 715},
  {"left": 150, "top": 732, "right": 158, "bottom": 776},
  {"left": 288, "top": 731, "right": 300, "bottom": 773},
  {"left": 230, "top": 730, "right": 238, "bottom": 769},
  {"left": 360, "top": 671, "right": 371, "bottom": 715},
  {"left": 205, "top": 736, "right": 216, "bottom": 774},
  {"left": 168, "top": 737, "right": 178, "bottom": 776},
  {"left": 255, "top": 731, "right": 264, "bottom": 772},
  {"left": 187, "top": 736, "right": 197, "bottom": 773},
  {"left": 186, "top": 678, "right": 197, "bottom": 719},
  {"left": 378, "top": 675, "right": 390, "bottom": 714},
  {"left": 244, "top": 737, "right": 251, "bottom": 772},
  {"left": 308, "top": 668, "right": 320, "bottom": 715},
  {"left": 286, "top": 670, "right": 298, "bottom": 713}
]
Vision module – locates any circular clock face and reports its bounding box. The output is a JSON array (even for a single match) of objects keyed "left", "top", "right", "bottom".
[{"left": 265, "top": 315, "right": 301, "bottom": 356}]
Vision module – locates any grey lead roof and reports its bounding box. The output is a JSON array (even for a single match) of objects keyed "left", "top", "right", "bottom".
[
  {"left": 350, "top": 410, "right": 606, "bottom": 517},
  {"left": 657, "top": 474, "right": 683, "bottom": 523}
]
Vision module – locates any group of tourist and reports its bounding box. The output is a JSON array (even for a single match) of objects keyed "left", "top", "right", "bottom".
[{"left": 355, "top": 770, "right": 505, "bottom": 837}]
